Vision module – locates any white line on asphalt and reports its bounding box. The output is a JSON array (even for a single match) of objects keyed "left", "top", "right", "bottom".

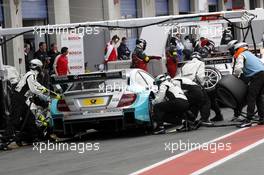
[
  {"left": 129, "top": 128, "right": 248, "bottom": 175},
  {"left": 191, "top": 138, "right": 264, "bottom": 175}
]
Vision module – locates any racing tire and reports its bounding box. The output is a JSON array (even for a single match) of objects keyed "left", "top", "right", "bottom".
[
  {"left": 204, "top": 66, "right": 222, "bottom": 92},
  {"left": 216, "top": 75, "right": 248, "bottom": 109}
]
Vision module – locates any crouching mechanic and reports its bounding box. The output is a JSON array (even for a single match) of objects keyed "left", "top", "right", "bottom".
[
  {"left": 232, "top": 42, "right": 264, "bottom": 127},
  {"left": 151, "top": 74, "right": 194, "bottom": 134},
  {"left": 172, "top": 77, "right": 204, "bottom": 129},
  {"left": 6, "top": 59, "right": 51, "bottom": 144}
]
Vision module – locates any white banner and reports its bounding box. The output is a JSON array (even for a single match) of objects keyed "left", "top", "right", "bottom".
[{"left": 61, "top": 34, "right": 85, "bottom": 75}]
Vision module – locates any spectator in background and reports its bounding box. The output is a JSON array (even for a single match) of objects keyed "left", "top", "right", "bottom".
[
  {"left": 34, "top": 42, "right": 49, "bottom": 66},
  {"left": 220, "top": 29, "right": 233, "bottom": 45},
  {"left": 175, "top": 33, "right": 184, "bottom": 62},
  {"left": 24, "top": 43, "right": 33, "bottom": 72},
  {"left": 34, "top": 42, "right": 50, "bottom": 87},
  {"left": 104, "top": 35, "right": 120, "bottom": 63},
  {"left": 118, "top": 37, "right": 131, "bottom": 60},
  {"left": 48, "top": 43, "right": 60, "bottom": 74},
  {"left": 54, "top": 47, "right": 70, "bottom": 76},
  {"left": 183, "top": 35, "right": 193, "bottom": 60}
]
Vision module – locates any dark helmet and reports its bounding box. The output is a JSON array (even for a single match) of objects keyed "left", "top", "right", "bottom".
[
  {"left": 168, "top": 45, "right": 178, "bottom": 57},
  {"left": 155, "top": 74, "right": 167, "bottom": 86},
  {"left": 169, "top": 37, "right": 177, "bottom": 46},
  {"left": 136, "top": 39, "right": 147, "bottom": 50}
]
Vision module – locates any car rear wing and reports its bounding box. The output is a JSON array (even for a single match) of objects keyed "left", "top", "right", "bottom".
[
  {"left": 178, "top": 57, "right": 233, "bottom": 67},
  {"left": 51, "top": 70, "right": 126, "bottom": 85}
]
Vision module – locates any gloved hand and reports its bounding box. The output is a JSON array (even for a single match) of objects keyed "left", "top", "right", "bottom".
[
  {"left": 39, "top": 87, "right": 49, "bottom": 94},
  {"left": 54, "top": 94, "right": 62, "bottom": 100},
  {"left": 49, "top": 90, "right": 62, "bottom": 100},
  {"left": 144, "top": 56, "right": 150, "bottom": 63}
]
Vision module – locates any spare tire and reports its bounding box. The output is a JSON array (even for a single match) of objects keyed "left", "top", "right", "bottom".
[{"left": 216, "top": 75, "right": 248, "bottom": 109}]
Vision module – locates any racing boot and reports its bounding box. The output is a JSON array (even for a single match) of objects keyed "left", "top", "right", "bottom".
[
  {"left": 230, "top": 109, "right": 244, "bottom": 122},
  {"left": 210, "top": 114, "right": 224, "bottom": 122},
  {"left": 238, "top": 119, "right": 252, "bottom": 128},
  {"left": 190, "top": 120, "right": 202, "bottom": 130},
  {"left": 201, "top": 119, "right": 213, "bottom": 127},
  {"left": 177, "top": 121, "right": 190, "bottom": 132},
  {"left": 258, "top": 117, "right": 264, "bottom": 125},
  {"left": 153, "top": 125, "right": 166, "bottom": 135}
]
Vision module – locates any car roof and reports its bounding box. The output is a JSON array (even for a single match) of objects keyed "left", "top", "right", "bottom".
[{"left": 91, "top": 68, "right": 134, "bottom": 74}]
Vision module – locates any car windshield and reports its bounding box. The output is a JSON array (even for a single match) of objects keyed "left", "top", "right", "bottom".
[{"left": 68, "top": 79, "right": 127, "bottom": 92}]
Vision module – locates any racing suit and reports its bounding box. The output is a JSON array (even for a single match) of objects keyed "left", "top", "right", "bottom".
[
  {"left": 180, "top": 58, "right": 205, "bottom": 86},
  {"left": 233, "top": 49, "right": 264, "bottom": 121},
  {"left": 132, "top": 45, "right": 150, "bottom": 71},
  {"left": 172, "top": 77, "right": 205, "bottom": 120},
  {"left": 166, "top": 50, "right": 178, "bottom": 78},
  {"left": 8, "top": 70, "right": 49, "bottom": 142},
  {"left": 152, "top": 80, "right": 189, "bottom": 127},
  {"left": 180, "top": 58, "right": 213, "bottom": 122}
]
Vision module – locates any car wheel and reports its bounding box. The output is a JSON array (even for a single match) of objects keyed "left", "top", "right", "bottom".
[{"left": 204, "top": 66, "right": 222, "bottom": 91}]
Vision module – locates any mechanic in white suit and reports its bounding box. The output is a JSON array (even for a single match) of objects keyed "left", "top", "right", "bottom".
[
  {"left": 7, "top": 59, "right": 50, "bottom": 143},
  {"left": 180, "top": 52, "right": 211, "bottom": 124},
  {"left": 152, "top": 74, "right": 190, "bottom": 134},
  {"left": 180, "top": 52, "right": 205, "bottom": 86}
]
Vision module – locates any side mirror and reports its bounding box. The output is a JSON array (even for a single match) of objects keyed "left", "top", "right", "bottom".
[{"left": 153, "top": 81, "right": 156, "bottom": 85}]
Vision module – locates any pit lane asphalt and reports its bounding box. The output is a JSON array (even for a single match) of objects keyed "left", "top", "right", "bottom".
[{"left": 0, "top": 108, "right": 263, "bottom": 175}]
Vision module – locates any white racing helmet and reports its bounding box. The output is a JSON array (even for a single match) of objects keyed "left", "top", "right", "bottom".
[
  {"left": 234, "top": 42, "right": 248, "bottom": 50},
  {"left": 30, "top": 59, "right": 43, "bottom": 71},
  {"left": 227, "top": 40, "right": 238, "bottom": 50},
  {"left": 165, "top": 74, "right": 171, "bottom": 81}
]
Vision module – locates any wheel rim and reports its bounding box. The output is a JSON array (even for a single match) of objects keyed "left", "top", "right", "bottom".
[{"left": 204, "top": 68, "right": 221, "bottom": 91}]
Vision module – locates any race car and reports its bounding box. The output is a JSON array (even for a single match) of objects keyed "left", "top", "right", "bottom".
[{"left": 50, "top": 69, "right": 158, "bottom": 135}]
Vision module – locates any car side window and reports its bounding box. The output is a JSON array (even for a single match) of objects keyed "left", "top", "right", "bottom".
[
  {"left": 135, "top": 72, "right": 147, "bottom": 87},
  {"left": 139, "top": 72, "right": 154, "bottom": 86}
]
